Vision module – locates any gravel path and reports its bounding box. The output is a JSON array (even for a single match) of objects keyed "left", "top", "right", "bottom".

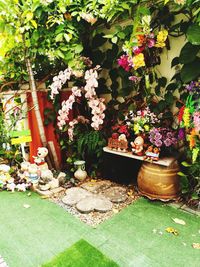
[{"left": 51, "top": 180, "right": 139, "bottom": 227}]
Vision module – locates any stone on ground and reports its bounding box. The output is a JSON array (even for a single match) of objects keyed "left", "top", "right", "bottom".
[
  {"left": 76, "top": 196, "right": 113, "bottom": 213},
  {"left": 81, "top": 180, "right": 112, "bottom": 193},
  {"left": 62, "top": 187, "right": 92, "bottom": 206},
  {"left": 101, "top": 186, "right": 127, "bottom": 203}
]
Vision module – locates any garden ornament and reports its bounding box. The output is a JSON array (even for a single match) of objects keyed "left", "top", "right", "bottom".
[
  {"left": 131, "top": 136, "right": 144, "bottom": 156},
  {"left": 28, "top": 164, "right": 39, "bottom": 184},
  {"left": 38, "top": 169, "right": 59, "bottom": 190},
  {"left": 16, "top": 183, "right": 27, "bottom": 192},
  {"left": 144, "top": 145, "right": 160, "bottom": 161},
  {"left": 33, "top": 147, "right": 48, "bottom": 171}
]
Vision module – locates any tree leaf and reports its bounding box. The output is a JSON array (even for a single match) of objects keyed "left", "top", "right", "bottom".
[
  {"left": 172, "top": 218, "right": 186, "bottom": 225},
  {"left": 30, "top": 20, "right": 37, "bottom": 29}
]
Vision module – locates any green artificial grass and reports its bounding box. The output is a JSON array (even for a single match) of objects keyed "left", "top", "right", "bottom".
[
  {"left": 0, "top": 191, "right": 200, "bottom": 267},
  {"left": 42, "top": 239, "right": 119, "bottom": 267}
]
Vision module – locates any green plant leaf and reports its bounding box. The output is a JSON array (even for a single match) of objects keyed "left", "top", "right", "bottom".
[
  {"left": 171, "top": 57, "right": 180, "bottom": 68},
  {"left": 181, "top": 161, "right": 192, "bottom": 167},
  {"left": 179, "top": 42, "right": 200, "bottom": 64},
  {"left": 180, "top": 58, "right": 200, "bottom": 83},
  {"left": 187, "top": 24, "right": 200, "bottom": 45},
  {"left": 178, "top": 171, "right": 186, "bottom": 177},
  {"left": 111, "top": 36, "right": 118, "bottom": 44}
]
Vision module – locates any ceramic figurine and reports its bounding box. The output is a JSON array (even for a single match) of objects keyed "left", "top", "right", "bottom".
[
  {"left": 118, "top": 134, "right": 128, "bottom": 152},
  {"left": 144, "top": 145, "right": 160, "bottom": 161},
  {"left": 33, "top": 147, "right": 48, "bottom": 171},
  {"left": 131, "top": 136, "right": 144, "bottom": 156},
  {"left": 28, "top": 164, "right": 39, "bottom": 184},
  {"left": 38, "top": 169, "right": 57, "bottom": 190}
]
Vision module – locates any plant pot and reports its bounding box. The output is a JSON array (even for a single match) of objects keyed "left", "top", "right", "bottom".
[{"left": 137, "top": 161, "right": 180, "bottom": 201}]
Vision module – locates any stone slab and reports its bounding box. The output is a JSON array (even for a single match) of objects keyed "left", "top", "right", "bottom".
[
  {"left": 76, "top": 196, "right": 113, "bottom": 213},
  {"left": 62, "top": 187, "right": 93, "bottom": 206},
  {"left": 101, "top": 186, "right": 127, "bottom": 203},
  {"left": 81, "top": 180, "right": 112, "bottom": 193}
]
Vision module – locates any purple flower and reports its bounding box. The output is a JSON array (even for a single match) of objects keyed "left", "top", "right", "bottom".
[
  {"left": 164, "top": 138, "right": 172, "bottom": 147},
  {"left": 155, "top": 133, "right": 162, "bottom": 140},
  {"left": 155, "top": 140, "right": 162, "bottom": 147},
  {"left": 178, "top": 128, "right": 185, "bottom": 140}
]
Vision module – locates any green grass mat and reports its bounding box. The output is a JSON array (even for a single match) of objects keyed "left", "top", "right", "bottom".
[{"left": 41, "top": 239, "right": 119, "bottom": 267}]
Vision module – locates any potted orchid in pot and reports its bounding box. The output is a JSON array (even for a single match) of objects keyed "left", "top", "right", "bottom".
[{"left": 49, "top": 58, "right": 107, "bottom": 176}]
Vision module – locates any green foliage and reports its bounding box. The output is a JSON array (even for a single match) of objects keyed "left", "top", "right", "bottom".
[
  {"left": 63, "top": 125, "right": 106, "bottom": 177},
  {"left": 187, "top": 24, "right": 200, "bottom": 45}
]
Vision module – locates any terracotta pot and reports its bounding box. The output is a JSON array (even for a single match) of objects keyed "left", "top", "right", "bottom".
[{"left": 137, "top": 161, "right": 180, "bottom": 201}]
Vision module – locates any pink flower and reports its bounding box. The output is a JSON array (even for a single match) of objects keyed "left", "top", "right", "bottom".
[
  {"left": 147, "top": 38, "right": 155, "bottom": 48},
  {"left": 133, "top": 46, "right": 145, "bottom": 55},
  {"left": 72, "top": 86, "right": 82, "bottom": 97},
  {"left": 129, "top": 76, "right": 141, "bottom": 83},
  {"left": 194, "top": 112, "right": 200, "bottom": 132},
  {"left": 117, "top": 55, "right": 132, "bottom": 72}
]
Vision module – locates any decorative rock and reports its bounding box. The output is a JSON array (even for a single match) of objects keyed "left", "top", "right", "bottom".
[
  {"left": 39, "top": 184, "right": 50, "bottom": 191},
  {"left": 76, "top": 196, "right": 113, "bottom": 213},
  {"left": 101, "top": 186, "right": 127, "bottom": 203},
  {"left": 35, "top": 188, "right": 53, "bottom": 197},
  {"left": 81, "top": 180, "right": 112, "bottom": 193},
  {"left": 49, "top": 178, "right": 59, "bottom": 189},
  {"left": 62, "top": 187, "right": 92, "bottom": 206},
  {"left": 50, "top": 187, "right": 65, "bottom": 195},
  {"left": 57, "top": 172, "right": 66, "bottom": 186}
]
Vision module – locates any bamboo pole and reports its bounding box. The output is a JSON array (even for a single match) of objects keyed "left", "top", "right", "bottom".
[
  {"left": 25, "top": 57, "right": 47, "bottom": 147},
  {"left": 25, "top": 57, "right": 53, "bottom": 169}
]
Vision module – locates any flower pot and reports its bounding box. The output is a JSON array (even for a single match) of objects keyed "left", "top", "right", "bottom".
[{"left": 137, "top": 161, "right": 180, "bottom": 201}]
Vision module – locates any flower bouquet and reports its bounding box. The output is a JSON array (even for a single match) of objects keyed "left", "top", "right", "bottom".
[
  {"left": 148, "top": 127, "right": 178, "bottom": 158},
  {"left": 125, "top": 107, "right": 160, "bottom": 136}
]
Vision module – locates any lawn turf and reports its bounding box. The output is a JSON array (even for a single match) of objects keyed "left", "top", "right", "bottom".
[{"left": 42, "top": 239, "right": 119, "bottom": 267}]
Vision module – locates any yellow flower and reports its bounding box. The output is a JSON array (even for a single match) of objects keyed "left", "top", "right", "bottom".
[
  {"left": 133, "top": 124, "right": 140, "bottom": 134},
  {"left": 144, "top": 124, "right": 149, "bottom": 131},
  {"left": 183, "top": 108, "right": 190, "bottom": 127},
  {"left": 155, "top": 30, "right": 168, "bottom": 48},
  {"left": 132, "top": 53, "right": 145, "bottom": 70}
]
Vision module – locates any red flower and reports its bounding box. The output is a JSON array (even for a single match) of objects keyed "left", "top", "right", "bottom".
[{"left": 178, "top": 106, "right": 185, "bottom": 123}]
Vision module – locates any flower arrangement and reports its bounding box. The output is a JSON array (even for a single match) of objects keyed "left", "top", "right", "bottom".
[
  {"left": 149, "top": 127, "right": 178, "bottom": 149},
  {"left": 117, "top": 14, "right": 168, "bottom": 79},
  {"left": 125, "top": 107, "right": 160, "bottom": 135},
  {"left": 178, "top": 81, "right": 200, "bottom": 162}
]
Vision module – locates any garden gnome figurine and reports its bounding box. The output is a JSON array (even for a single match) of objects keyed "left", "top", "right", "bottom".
[{"left": 131, "top": 136, "right": 144, "bottom": 156}]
